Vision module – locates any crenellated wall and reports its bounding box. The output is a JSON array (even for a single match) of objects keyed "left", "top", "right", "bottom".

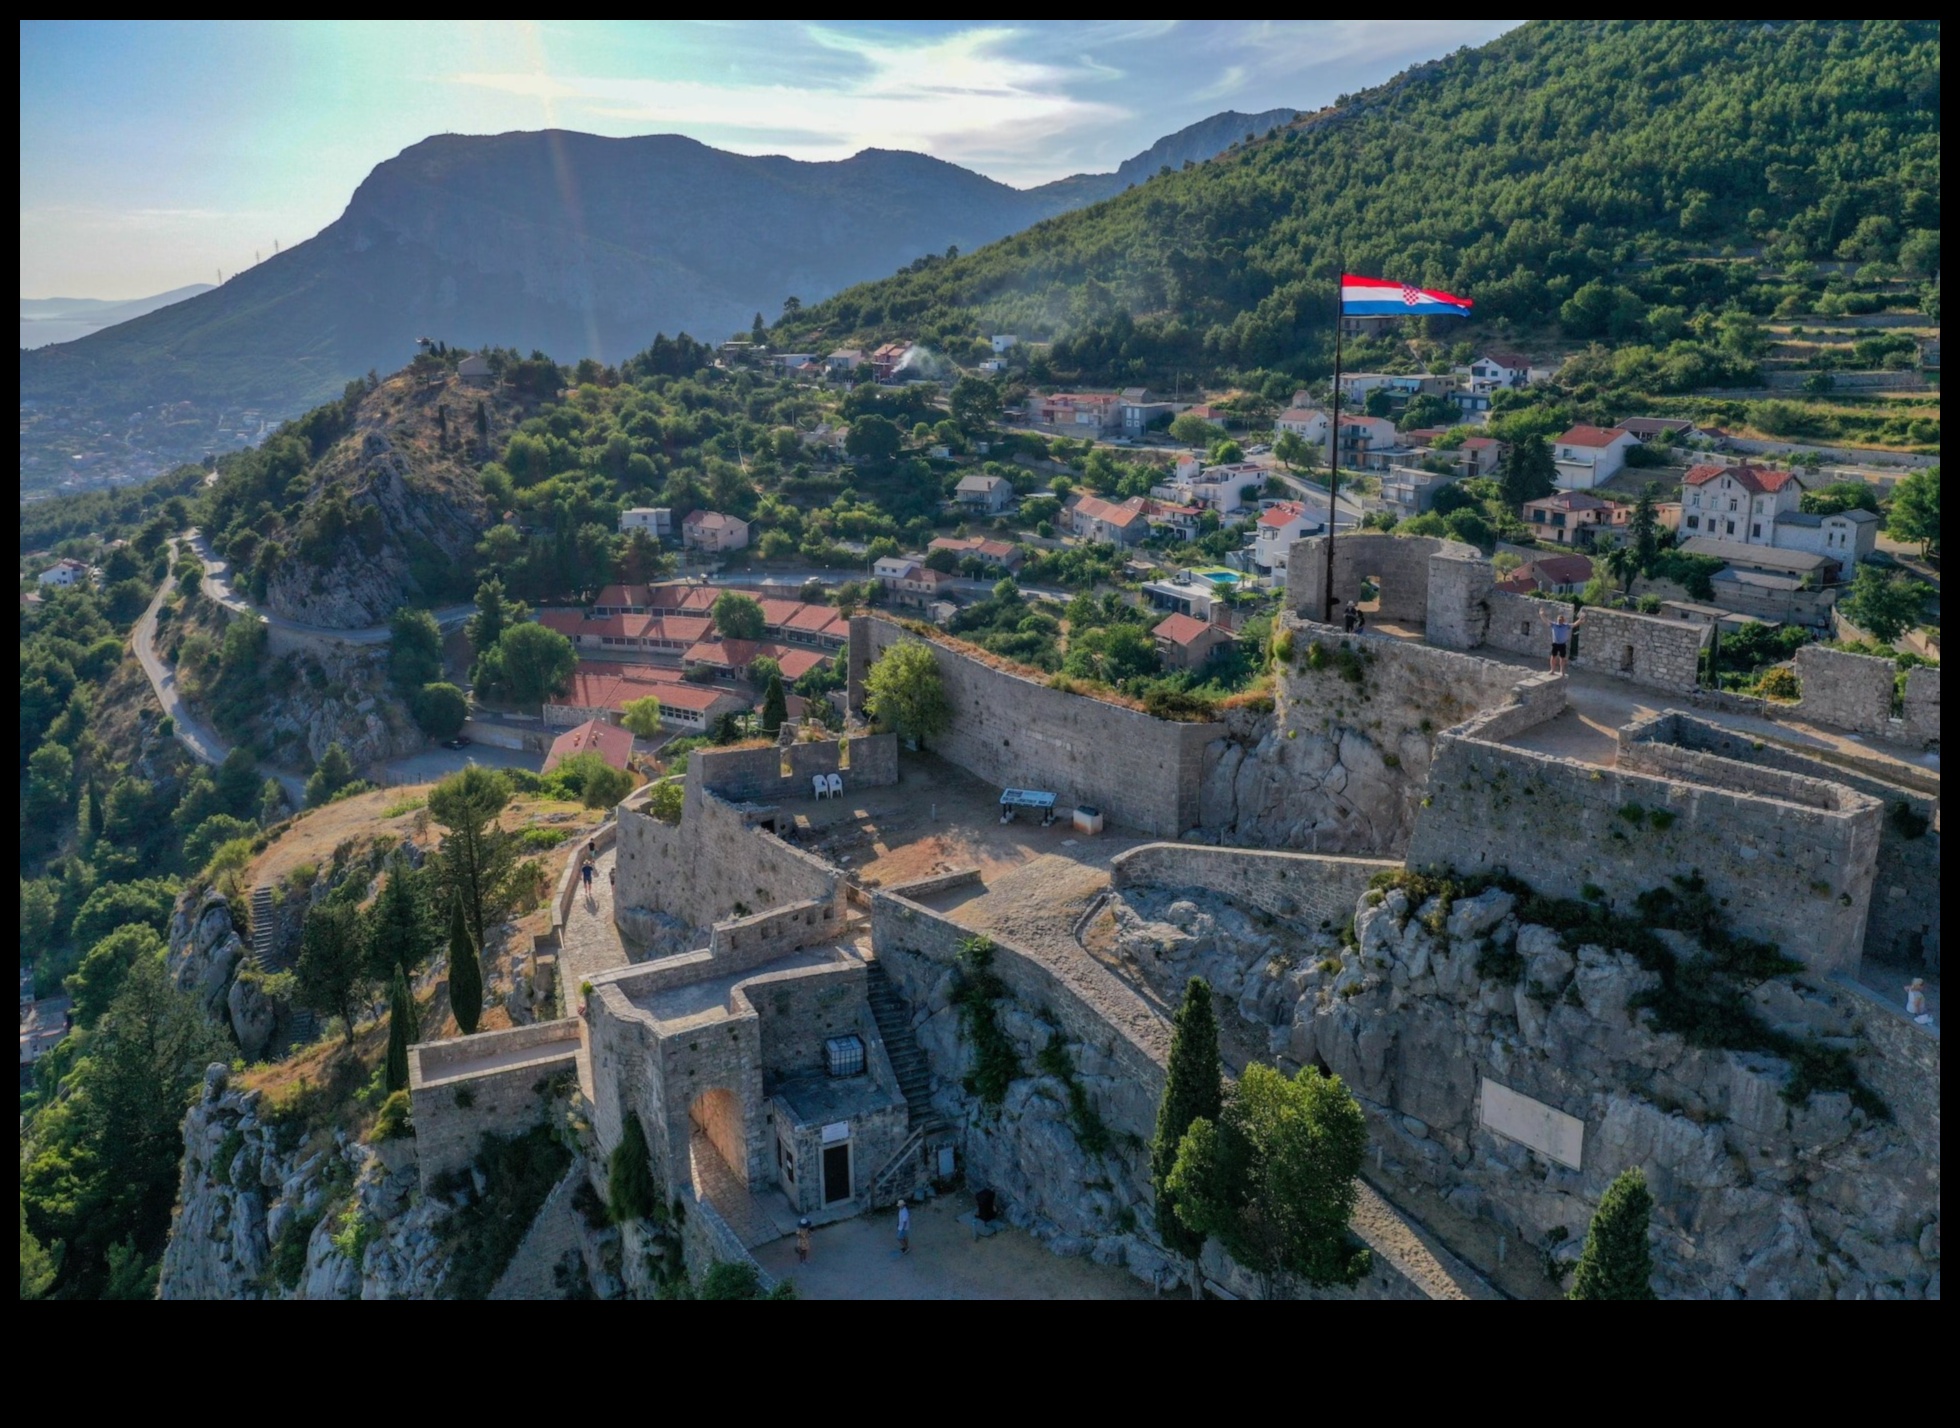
[{"left": 688, "top": 732, "right": 898, "bottom": 804}]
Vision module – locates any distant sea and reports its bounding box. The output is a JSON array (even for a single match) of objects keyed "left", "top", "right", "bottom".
[{"left": 20, "top": 319, "right": 100, "bottom": 349}]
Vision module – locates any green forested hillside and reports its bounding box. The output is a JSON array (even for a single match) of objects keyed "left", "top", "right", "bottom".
[{"left": 776, "top": 20, "right": 1941, "bottom": 382}]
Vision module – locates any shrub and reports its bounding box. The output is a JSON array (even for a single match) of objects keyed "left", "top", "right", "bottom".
[
  {"left": 372, "top": 1090, "right": 414, "bottom": 1141},
  {"left": 1754, "top": 667, "right": 1800, "bottom": 702}
]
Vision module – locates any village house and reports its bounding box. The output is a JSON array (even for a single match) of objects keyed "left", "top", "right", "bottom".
[
  {"left": 1028, "top": 391, "right": 1121, "bottom": 432},
  {"left": 1614, "top": 416, "right": 1704, "bottom": 445},
  {"left": 545, "top": 662, "right": 750, "bottom": 732},
  {"left": 1066, "top": 493, "right": 1150, "bottom": 545},
  {"left": 1152, "top": 612, "right": 1235, "bottom": 671},
  {"left": 954, "top": 472, "right": 1014, "bottom": 514},
  {"left": 989, "top": 335, "right": 1019, "bottom": 354},
  {"left": 1274, "top": 407, "right": 1330, "bottom": 443},
  {"left": 1465, "top": 350, "right": 1534, "bottom": 393},
  {"left": 543, "top": 718, "right": 636, "bottom": 774},
  {"left": 681, "top": 510, "right": 751, "bottom": 554},
  {"left": 1330, "top": 414, "right": 1403, "bottom": 472},
  {"left": 770, "top": 353, "right": 815, "bottom": 374},
  {"left": 1139, "top": 498, "right": 1205, "bottom": 541},
  {"left": 1552, "top": 424, "right": 1640, "bottom": 490},
  {"left": 1454, "top": 435, "right": 1505, "bottom": 477},
  {"left": 1158, "top": 458, "right": 1261, "bottom": 514},
  {"left": 869, "top": 342, "right": 913, "bottom": 381},
  {"left": 928, "top": 535, "right": 1023, "bottom": 572},
  {"left": 1119, "top": 388, "right": 1177, "bottom": 434},
  {"left": 1141, "top": 573, "right": 1218, "bottom": 620},
  {"left": 457, "top": 352, "right": 494, "bottom": 387},
  {"left": 885, "top": 563, "right": 958, "bottom": 610},
  {"left": 1522, "top": 490, "right": 1632, "bottom": 548},
  {"left": 1252, "top": 501, "right": 1319, "bottom": 575},
  {"left": 825, "top": 349, "right": 865, "bottom": 375},
  {"left": 1337, "top": 372, "right": 1452, "bottom": 407},
  {"left": 1495, "top": 552, "right": 1596, "bottom": 596},
  {"left": 1680, "top": 463, "right": 1803, "bottom": 546},
  {"left": 1381, "top": 465, "right": 1466, "bottom": 520},
  {"left": 37, "top": 557, "right": 90, "bottom": 587},
  {"left": 618, "top": 507, "right": 672, "bottom": 539}
]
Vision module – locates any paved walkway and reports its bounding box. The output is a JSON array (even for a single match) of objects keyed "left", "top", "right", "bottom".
[
  {"left": 558, "top": 846, "right": 629, "bottom": 991},
  {"left": 751, "top": 1192, "right": 1154, "bottom": 1300},
  {"left": 688, "top": 1129, "right": 784, "bottom": 1250}
]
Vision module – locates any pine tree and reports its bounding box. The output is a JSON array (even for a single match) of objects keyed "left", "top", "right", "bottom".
[
  {"left": 447, "top": 896, "right": 482, "bottom": 1036},
  {"left": 760, "top": 672, "right": 788, "bottom": 733},
  {"left": 385, "top": 967, "right": 418, "bottom": 1093},
  {"left": 609, "top": 1111, "right": 657, "bottom": 1223},
  {"left": 1151, "top": 978, "right": 1222, "bottom": 1275},
  {"left": 1568, "top": 1167, "right": 1657, "bottom": 1300}
]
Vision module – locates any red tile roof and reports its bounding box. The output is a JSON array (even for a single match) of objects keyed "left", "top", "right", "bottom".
[
  {"left": 543, "top": 719, "right": 635, "bottom": 774},
  {"left": 1682, "top": 461, "right": 1801, "bottom": 495},
  {"left": 1071, "top": 494, "right": 1147, "bottom": 528},
  {"left": 1525, "top": 554, "right": 1595, "bottom": 586},
  {"left": 1258, "top": 501, "right": 1310, "bottom": 528},
  {"left": 1153, "top": 613, "right": 1219, "bottom": 646},
  {"left": 1556, "top": 424, "right": 1630, "bottom": 448}
]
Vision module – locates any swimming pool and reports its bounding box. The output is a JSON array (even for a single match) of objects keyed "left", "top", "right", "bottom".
[{"left": 1193, "top": 568, "right": 1242, "bottom": 587}]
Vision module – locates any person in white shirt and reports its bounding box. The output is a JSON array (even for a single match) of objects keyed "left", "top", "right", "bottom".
[{"left": 896, "top": 1200, "right": 911, "bottom": 1255}]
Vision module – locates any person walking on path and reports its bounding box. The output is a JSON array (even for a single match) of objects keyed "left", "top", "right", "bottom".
[
  {"left": 796, "top": 1218, "right": 812, "bottom": 1264},
  {"left": 1342, "top": 601, "right": 1357, "bottom": 634},
  {"left": 581, "top": 856, "right": 596, "bottom": 903},
  {"left": 896, "top": 1200, "right": 911, "bottom": 1256},
  {"left": 1549, "top": 608, "right": 1582, "bottom": 674}
]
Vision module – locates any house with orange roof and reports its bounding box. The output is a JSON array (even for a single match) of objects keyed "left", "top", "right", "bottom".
[
  {"left": 1551, "top": 424, "right": 1639, "bottom": 490},
  {"left": 1065, "top": 493, "right": 1150, "bottom": 546},
  {"left": 1152, "top": 612, "right": 1235, "bottom": 671},
  {"left": 681, "top": 510, "right": 750, "bottom": 553},
  {"left": 543, "top": 718, "right": 637, "bottom": 774},
  {"left": 1252, "top": 501, "right": 1319, "bottom": 574}
]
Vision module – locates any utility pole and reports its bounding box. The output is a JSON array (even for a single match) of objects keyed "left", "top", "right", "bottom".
[{"left": 1324, "top": 272, "right": 1345, "bottom": 625}]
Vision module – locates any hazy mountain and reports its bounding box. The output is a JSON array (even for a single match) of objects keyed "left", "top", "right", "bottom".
[
  {"left": 19, "top": 115, "right": 1278, "bottom": 484},
  {"left": 1027, "top": 108, "right": 1299, "bottom": 207},
  {"left": 19, "top": 283, "right": 214, "bottom": 349}
]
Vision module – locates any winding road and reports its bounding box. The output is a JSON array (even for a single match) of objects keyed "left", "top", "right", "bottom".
[
  {"left": 132, "top": 544, "right": 308, "bottom": 807},
  {"left": 183, "top": 528, "right": 473, "bottom": 645}
]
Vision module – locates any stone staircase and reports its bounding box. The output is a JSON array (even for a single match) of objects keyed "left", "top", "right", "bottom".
[
  {"left": 490, "top": 1162, "right": 590, "bottom": 1300},
  {"left": 248, "top": 884, "right": 316, "bottom": 1049},
  {"left": 864, "top": 956, "right": 940, "bottom": 1131}
]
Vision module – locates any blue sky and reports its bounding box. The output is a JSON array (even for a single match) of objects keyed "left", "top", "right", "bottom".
[{"left": 20, "top": 20, "right": 1521, "bottom": 299}]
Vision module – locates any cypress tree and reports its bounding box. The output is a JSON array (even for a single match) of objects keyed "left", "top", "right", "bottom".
[
  {"left": 608, "top": 1111, "right": 657, "bottom": 1223},
  {"left": 1151, "top": 977, "right": 1222, "bottom": 1272},
  {"left": 1568, "top": 1167, "right": 1657, "bottom": 1300},
  {"left": 385, "top": 966, "right": 418, "bottom": 1093},
  {"left": 447, "top": 895, "right": 482, "bottom": 1036},
  {"left": 760, "top": 672, "right": 788, "bottom": 733}
]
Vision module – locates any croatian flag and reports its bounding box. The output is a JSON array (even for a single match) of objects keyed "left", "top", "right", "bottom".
[{"left": 1341, "top": 273, "right": 1473, "bottom": 318}]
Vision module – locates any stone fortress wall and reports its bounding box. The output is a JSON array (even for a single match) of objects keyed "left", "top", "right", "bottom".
[
  {"left": 1409, "top": 693, "right": 1883, "bottom": 977},
  {"left": 849, "top": 616, "right": 1216, "bottom": 837},
  {"left": 1285, "top": 531, "right": 1939, "bottom": 745},
  {"left": 1110, "top": 845, "right": 1398, "bottom": 932},
  {"left": 1619, "top": 712, "right": 1939, "bottom": 971},
  {"left": 407, "top": 1019, "right": 583, "bottom": 1189}
]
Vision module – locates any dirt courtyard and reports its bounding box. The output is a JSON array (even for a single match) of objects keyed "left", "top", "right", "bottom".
[
  {"left": 781, "top": 752, "right": 1149, "bottom": 891},
  {"left": 752, "top": 1192, "right": 1156, "bottom": 1300}
]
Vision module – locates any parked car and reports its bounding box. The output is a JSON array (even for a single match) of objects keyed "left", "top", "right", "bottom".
[{"left": 443, "top": 736, "right": 473, "bottom": 750}]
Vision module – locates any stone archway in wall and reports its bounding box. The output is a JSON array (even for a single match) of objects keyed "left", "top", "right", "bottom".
[{"left": 689, "top": 1087, "right": 748, "bottom": 1189}]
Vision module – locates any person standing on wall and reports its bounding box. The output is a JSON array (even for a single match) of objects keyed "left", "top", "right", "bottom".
[
  {"left": 896, "top": 1199, "right": 911, "bottom": 1256},
  {"left": 1550, "top": 607, "right": 1582, "bottom": 674}
]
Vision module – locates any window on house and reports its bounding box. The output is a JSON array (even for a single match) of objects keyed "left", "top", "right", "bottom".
[{"left": 1751, "top": 524, "right": 1761, "bottom": 539}]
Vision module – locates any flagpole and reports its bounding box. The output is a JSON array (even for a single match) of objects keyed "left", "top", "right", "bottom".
[{"left": 1325, "top": 273, "right": 1344, "bottom": 624}]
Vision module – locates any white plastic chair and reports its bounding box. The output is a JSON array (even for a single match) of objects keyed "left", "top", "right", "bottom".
[
  {"left": 812, "top": 774, "right": 829, "bottom": 800},
  {"left": 825, "top": 773, "right": 844, "bottom": 799}
]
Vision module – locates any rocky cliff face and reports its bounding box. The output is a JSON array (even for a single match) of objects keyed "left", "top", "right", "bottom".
[
  {"left": 160, "top": 1065, "right": 449, "bottom": 1300},
  {"left": 258, "top": 642, "right": 426, "bottom": 766},
  {"left": 1104, "top": 881, "right": 1941, "bottom": 1300},
  {"left": 261, "top": 376, "right": 489, "bottom": 628}
]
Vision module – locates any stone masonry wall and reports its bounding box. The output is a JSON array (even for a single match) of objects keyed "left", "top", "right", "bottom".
[
  {"left": 748, "top": 959, "right": 871, "bottom": 1084},
  {"left": 1110, "top": 845, "right": 1398, "bottom": 934},
  {"left": 614, "top": 781, "right": 841, "bottom": 935},
  {"left": 1286, "top": 532, "right": 1462, "bottom": 626},
  {"left": 850, "top": 616, "right": 1215, "bottom": 837},
  {"left": 407, "top": 1020, "right": 582, "bottom": 1189},
  {"left": 690, "top": 732, "right": 898, "bottom": 804},
  {"left": 1409, "top": 729, "right": 1883, "bottom": 976},
  {"left": 1827, "top": 976, "right": 1941, "bottom": 1158},
  {"left": 1901, "top": 664, "right": 1939, "bottom": 747},
  {"left": 1196, "top": 620, "right": 1543, "bottom": 852},
  {"left": 1620, "top": 713, "right": 1939, "bottom": 971},
  {"left": 1483, "top": 592, "right": 1707, "bottom": 694},
  {"left": 1794, "top": 645, "right": 1898, "bottom": 739}
]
